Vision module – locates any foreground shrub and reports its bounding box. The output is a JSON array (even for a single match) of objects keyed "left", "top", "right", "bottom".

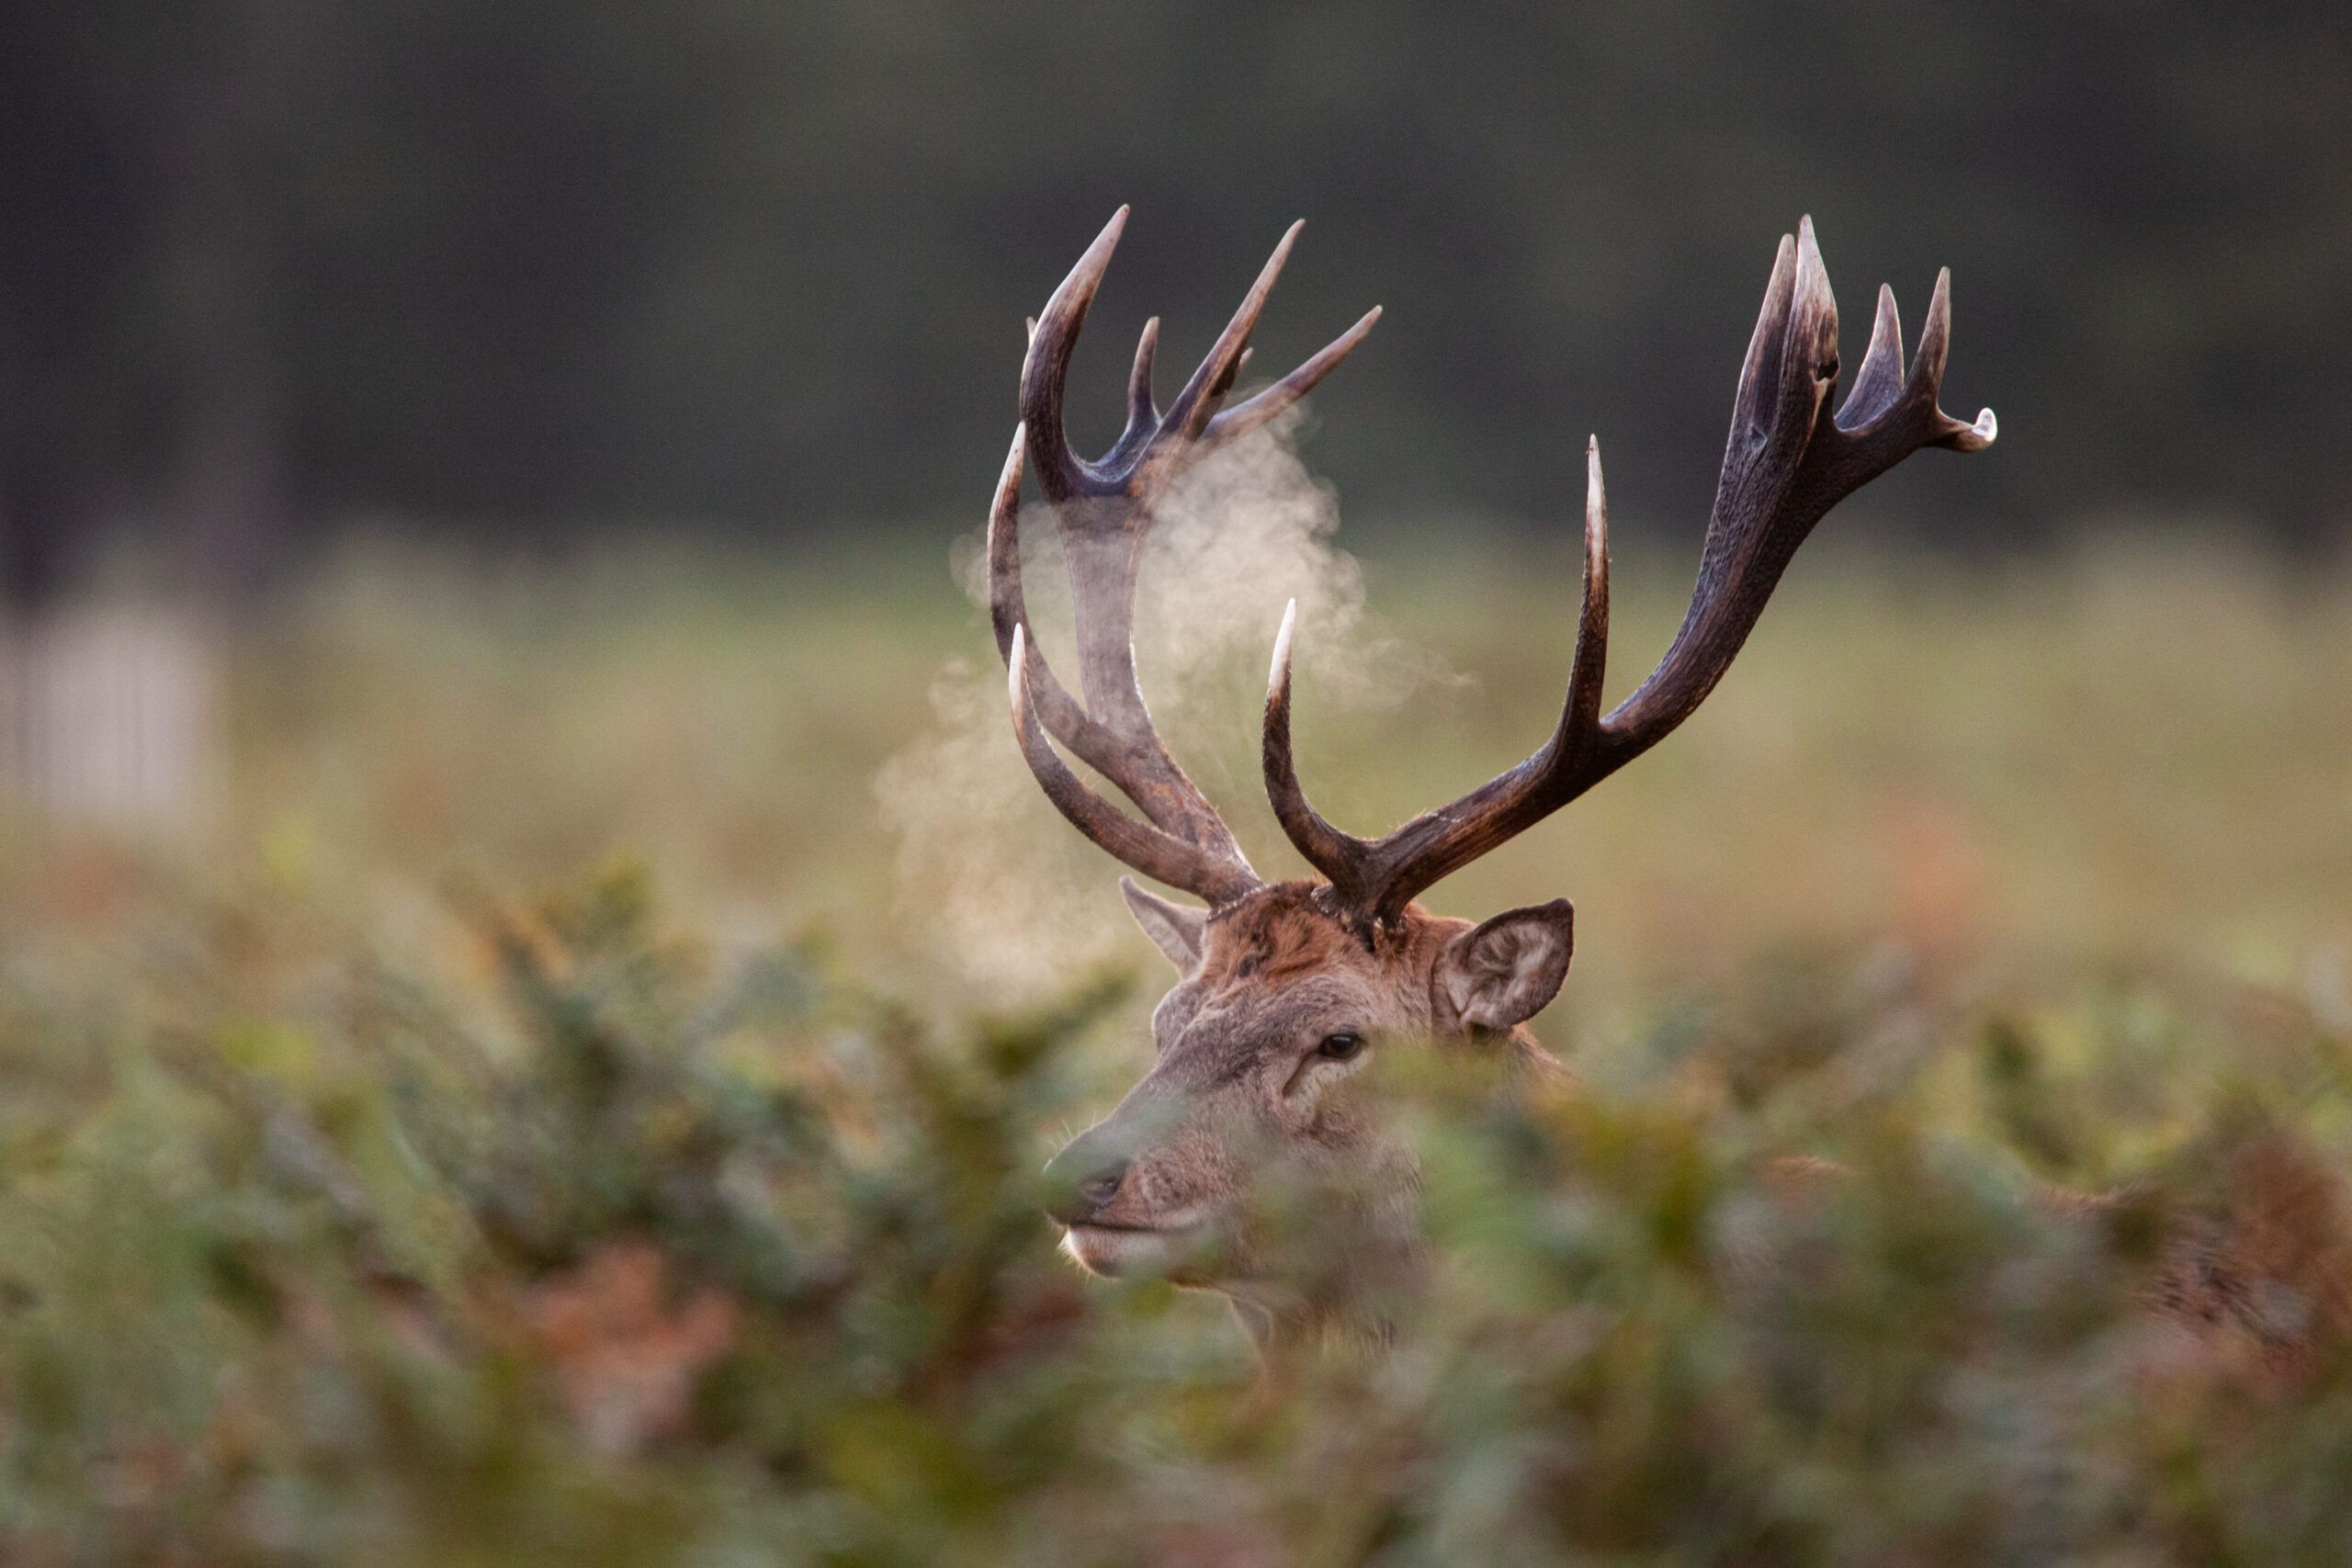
[{"left": 3, "top": 869, "right": 2350, "bottom": 1564}]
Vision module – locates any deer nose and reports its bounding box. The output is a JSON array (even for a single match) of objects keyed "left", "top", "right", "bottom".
[{"left": 1044, "top": 1148, "right": 1129, "bottom": 1225}]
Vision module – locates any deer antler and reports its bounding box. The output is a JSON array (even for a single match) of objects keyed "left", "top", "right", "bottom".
[
  {"left": 992, "top": 209, "right": 1382, "bottom": 905},
  {"left": 1263, "top": 217, "right": 1996, "bottom": 929}
]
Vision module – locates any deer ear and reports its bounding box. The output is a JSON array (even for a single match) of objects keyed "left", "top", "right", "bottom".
[
  {"left": 1432, "top": 899, "right": 1575, "bottom": 1032},
  {"left": 1120, "top": 877, "right": 1208, "bottom": 973}
]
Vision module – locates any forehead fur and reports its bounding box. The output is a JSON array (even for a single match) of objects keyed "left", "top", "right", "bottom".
[{"left": 1199, "top": 882, "right": 1464, "bottom": 987}]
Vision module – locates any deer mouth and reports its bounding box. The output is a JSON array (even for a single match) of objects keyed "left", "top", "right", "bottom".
[{"left": 1059, "top": 1217, "right": 1208, "bottom": 1279}]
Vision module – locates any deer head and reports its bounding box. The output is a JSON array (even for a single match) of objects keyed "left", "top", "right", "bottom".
[{"left": 990, "top": 209, "right": 1994, "bottom": 1320}]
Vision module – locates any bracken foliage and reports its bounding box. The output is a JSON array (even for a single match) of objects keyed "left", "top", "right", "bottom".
[{"left": 5, "top": 858, "right": 2352, "bottom": 1566}]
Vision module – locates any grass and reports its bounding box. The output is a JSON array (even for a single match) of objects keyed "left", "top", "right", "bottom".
[{"left": 2, "top": 527, "right": 2350, "bottom": 1563}]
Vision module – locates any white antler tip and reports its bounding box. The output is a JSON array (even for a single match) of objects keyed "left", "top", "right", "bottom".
[{"left": 1270, "top": 599, "right": 1298, "bottom": 692}]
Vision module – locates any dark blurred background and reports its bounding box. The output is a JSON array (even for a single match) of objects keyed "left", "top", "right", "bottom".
[{"left": 5, "top": 1, "right": 2348, "bottom": 605}]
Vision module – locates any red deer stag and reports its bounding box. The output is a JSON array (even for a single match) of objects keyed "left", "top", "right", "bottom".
[{"left": 989, "top": 209, "right": 1995, "bottom": 1343}]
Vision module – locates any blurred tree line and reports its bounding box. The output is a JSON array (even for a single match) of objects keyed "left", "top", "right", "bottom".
[{"left": 4, "top": 0, "right": 2346, "bottom": 602}]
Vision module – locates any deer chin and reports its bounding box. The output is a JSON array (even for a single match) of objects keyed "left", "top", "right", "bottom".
[{"left": 1058, "top": 1216, "right": 1213, "bottom": 1280}]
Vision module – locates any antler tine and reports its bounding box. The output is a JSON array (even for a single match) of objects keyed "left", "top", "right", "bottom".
[
  {"left": 1123, "top": 317, "right": 1161, "bottom": 442},
  {"left": 1009, "top": 628, "right": 1261, "bottom": 904},
  {"left": 1020, "top": 206, "right": 1130, "bottom": 502},
  {"left": 1263, "top": 441, "right": 1612, "bottom": 925},
  {"left": 1204, "top": 305, "right": 1385, "bottom": 454},
  {"left": 1839, "top": 284, "right": 1908, "bottom": 430},
  {"left": 1915, "top": 269, "right": 1999, "bottom": 451},
  {"left": 1161, "top": 220, "right": 1303, "bottom": 446},
  {"left": 1729, "top": 232, "right": 1804, "bottom": 445},
  {"left": 1262, "top": 599, "right": 1377, "bottom": 908},
  {"left": 1826, "top": 265, "right": 1997, "bottom": 478},
  {"left": 1262, "top": 218, "right": 1995, "bottom": 922},
  {"left": 1567, "top": 441, "right": 1612, "bottom": 733}
]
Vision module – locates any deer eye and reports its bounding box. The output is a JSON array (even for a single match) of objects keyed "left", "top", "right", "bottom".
[{"left": 1317, "top": 1032, "right": 1365, "bottom": 1061}]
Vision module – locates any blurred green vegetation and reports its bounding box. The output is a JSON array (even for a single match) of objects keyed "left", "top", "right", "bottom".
[{"left": 2, "top": 538, "right": 2351, "bottom": 1562}]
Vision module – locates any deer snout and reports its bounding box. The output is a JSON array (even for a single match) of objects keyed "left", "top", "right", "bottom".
[{"left": 1043, "top": 1136, "right": 1130, "bottom": 1226}]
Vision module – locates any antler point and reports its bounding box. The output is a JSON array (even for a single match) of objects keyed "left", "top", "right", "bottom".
[
  {"left": 1270, "top": 599, "right": 1299, "bottom": 694},
  {"left": 1006, "top": 624, "right": 1032, "bottom": 714}
]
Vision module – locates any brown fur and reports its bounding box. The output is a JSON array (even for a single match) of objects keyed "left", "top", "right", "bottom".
[{"left": 1047, "top": 884, "right": 1559, "bottom": 1340}]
